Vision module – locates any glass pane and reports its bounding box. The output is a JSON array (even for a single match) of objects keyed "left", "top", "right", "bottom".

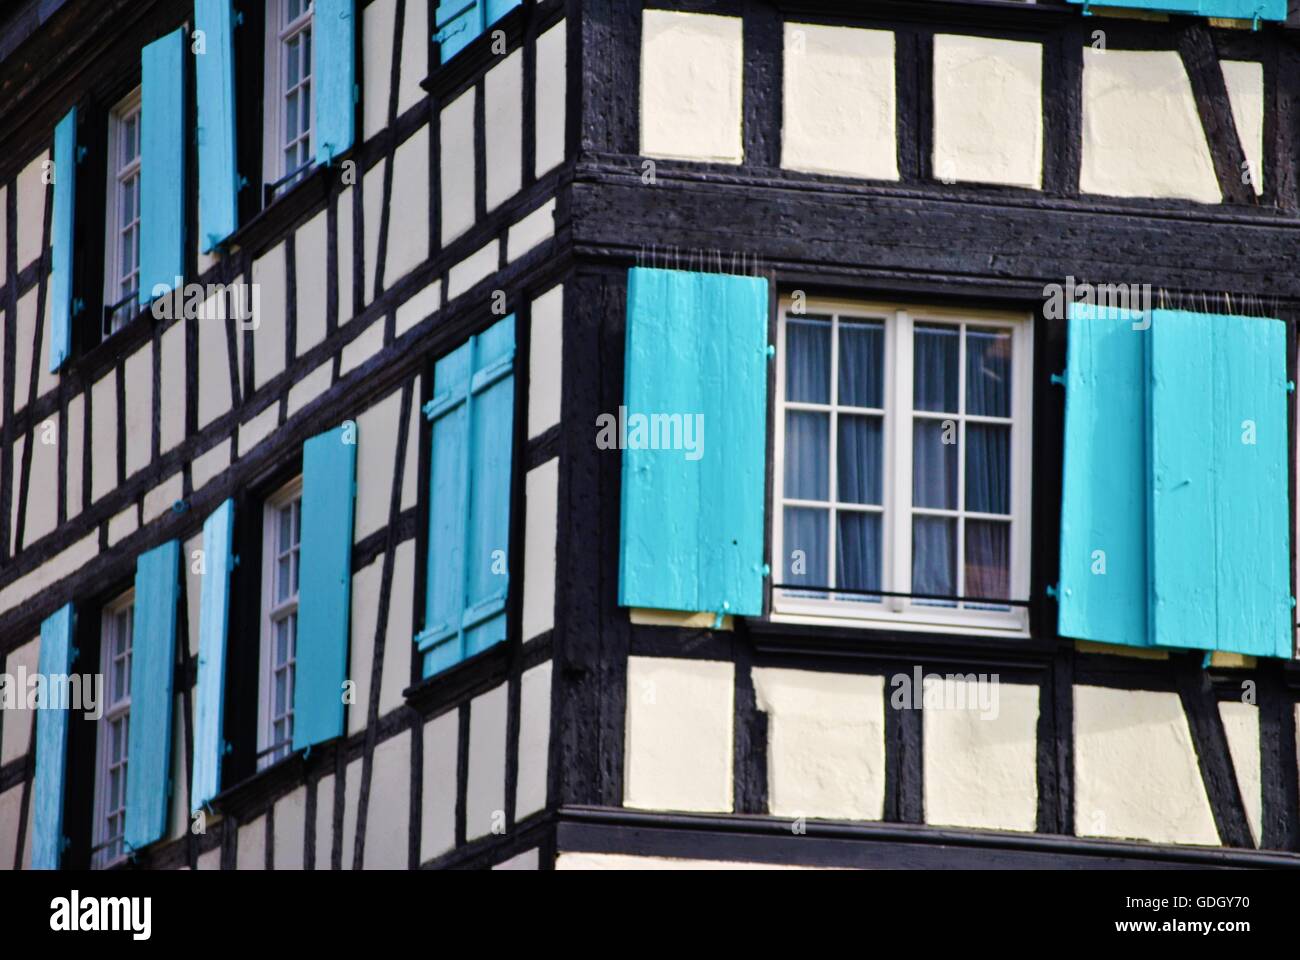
[
  {"left": 912, "top": 419, "right": 957, "bottom": 509},
  {"left": 279, "top": 504, "right": 292, "bottom": 552},
  {"left": 277, "top": 553, "right": 292, "bottom": 602},
  {"left": 913, "top": 324, "right": 959, "bottom": 413},
  {"left": 113, "top": 658, "right": 125, "bottom": 701},
  {"left": 912, "top": 516, "right": 956, "bottom": 599},
  {"left": 782, "top": 507, "right": 828, "bottom": 587},
  {"left": 838, "top": 319, "right": 884, "bottom": 408},
  {"left": 274, "top": 668, "right": 287, "bottom": 716},
  {"left": 784, "top": 410, "right": 829, "bottom": 501},
  {"left": 836, "top": 512, "right": 882, "bottom": 595},
  {"left": 837, "top": 415, "right": 882, "bottom": 505},
  {"left": 966, "top": 423, "right": 1010, "bottom": 515},
  {"left": 965, "top": 519, "right": 1010, "bottom": 603},
  {"left": 303, "top": 31, "right": 312, "bottom": 79},
  {"left": 285, "top": 93, "right": 299, "bottom": 143},
  {"left": 785, "top": 317, "right": 831, "bottom": 404},
  {"left": 966, "top": 327, "right": 1011, "bottom": 417},
  {"left": 276, "top": 617, "right": 290, "bottom": 664}
]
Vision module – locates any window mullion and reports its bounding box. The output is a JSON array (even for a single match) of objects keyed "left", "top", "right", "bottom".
[
  {"left": 456, "top": 336, "right": 479, "bottom": 663},
  {"left": 956, "top": 323, "right": 967, "bottom": 608},
  {"left": 828, "top": 312, "right": 839, "bottom": 591},
  {"left": 891, "top": 309, "right": 913, "bottom": 612}
]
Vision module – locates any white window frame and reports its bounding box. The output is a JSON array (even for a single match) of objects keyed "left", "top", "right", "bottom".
[
  {"left": 262, "top": 0, "right": 316, "bottom": 200},
  {"left": 258, "top": 477, "right": 302, "bottom": 769},
  {"left": 771, "top": 297, "right": 1034, "bottom": 637},
  {"left": 92, "top": 589, "right": 134, "bottom": 869},
  {"left": 101, "top": 88, "right": 142, "bottom": 336}
]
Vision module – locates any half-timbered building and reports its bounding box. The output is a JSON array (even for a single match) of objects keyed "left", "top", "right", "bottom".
[{"left": 1, "top": 0, "right": 1299, "bottom": 871}]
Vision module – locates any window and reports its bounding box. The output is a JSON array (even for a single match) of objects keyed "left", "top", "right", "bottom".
[
  {"left": 102, "top": 90, "right": 142, "bottom": 335},
  {"left": 92, "top": 592, "right": 133, "bottom": 869},
  {"left": 773, "top": 299, "right": 1032, "bottom": 635},
  {"left": 264, "top": 0, "right": 315, "bottom": 200},
  {"left": 259, "top": 479, "right": 301, "bottom": 768}
]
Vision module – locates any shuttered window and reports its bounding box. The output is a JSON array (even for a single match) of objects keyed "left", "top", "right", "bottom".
[
  {"left": 435, "top": 0, "right": 521, "bottom": 65},
  {"left": 416, "top": 315, "right": 516, "bottom": 678},
  {"left": 192, "top": 499, "right": 235, "bottom": 812},
  {"left": 49, "top": 109, "right": 77, "bottom": 372},
  {"left": 195, "top": 0, "right": 240, "bottom": 251},
  {"left": 31, "top": 604, "right": 75, "bottom": 869},
  {"left": 1066, "top": 0, "right": 1284, "bottom": 21},
  {"left": 138, "top": 28, "right": 186, "bottom": 307}
]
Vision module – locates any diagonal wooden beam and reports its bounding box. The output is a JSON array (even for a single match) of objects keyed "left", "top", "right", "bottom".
[{"left": 1178, "top": 23, "right": 1256, "bottom": 206}]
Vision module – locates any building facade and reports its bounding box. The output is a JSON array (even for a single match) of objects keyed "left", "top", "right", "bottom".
[{"left": 0, "top": 0, "right": 1299, "bottom": 871}]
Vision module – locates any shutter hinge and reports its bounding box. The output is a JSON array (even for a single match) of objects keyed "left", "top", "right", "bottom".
[
  {"left": 230, "top": 553, "right": 240, "bottom": 571},
  {"left": 1046, "top": 583, "right": 1069, "bottom": 600},
  {"left": 1050, "top": 371, "right": 1066, "bottom": 387},
  {"left": 75, "top": 145, "right": 87, "bottom": 164},
  {"left": 354, "top": 83, "right": 361, "bottom": 105},
  {"left": 237, "top": 175, "right": 249, "bottom": 191},
  {"left": 234, "top": 10, "right": 244, "bottom": 27},
  {"left": 69, "top": 645, "right": 79, "bottom": 662},
  {"left": 766, "top": 344, "right": 776, "bottom": 358},
  {"left": 1202, "top": 651, "right": 1213, "bottom": 670},
  {"left": 222, "top": 740, "right": 233, "bottom": 756},
  {"left": 71, "top": 298, "right": 85, "bottom": 317},
  {"left": 1291, "top": 596, "right": 1297, "bottom": 609}
]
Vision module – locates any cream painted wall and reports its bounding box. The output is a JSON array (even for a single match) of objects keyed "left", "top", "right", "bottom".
[
  {"left": 1218, "top": 700, "right": 1260, "bottom": 846},
  {"left": 1221, "top": 59, "right": 1263, "bottom": 195},
  {"left": 752, "top": 667, "right": 885, "bottom": 820},
  {"left": 781, "top": 23, "right": 897, "bottom": 181},
  {"left": 1074, "top": 685, "right": 1219, "bottom": 845},
  {"left": 640, "top": 11, "right": 743, "bottom": 164},
  {"left": 1080, "top": 48, "right": 1219, "bottom": 203}
]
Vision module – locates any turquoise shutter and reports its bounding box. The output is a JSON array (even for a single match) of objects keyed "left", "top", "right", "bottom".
[
  {"left": 50, "top": 109, "right": 76, "bottom": 372},
  {"left": 417, "top": 315, "right": 515, "bottom": 677},
  {"left": 125, "top": 540, "right": 180, "bottom": 852},
  {"left": 293, "top": 424, "right": 357, "bottom": 749},
  {"left": 618, "top": 268, "right": 770, "bottom": 618},
  {"left": 314, "top": 0, "right": 356, "bottom": 165},
  {"left": 195, "top": 0, "right": 239, "bottom": 252},
  {"left": 486, "top": 0, "right": 522, "bottom": 25},
  {"left": 1066, "top": 0, "right": 1284, "bottom": 20},
  {"left": 139, "top": 28, "right": 186, "bottom": 305},
  {"left": 1147, "top": 310, "right": 1291, "bottom": 657},
  {"left": 435, "top": 1, "right": 484, "bottom": 64},
  {"left": 1057, "top": 302, "right": 1152, "bottom": 647},
  {"left": 192, "top": 499, "right": 234, "bottom": 811},
  {"left": 31, "top": 604, "right": 75, "bottom": 869}
]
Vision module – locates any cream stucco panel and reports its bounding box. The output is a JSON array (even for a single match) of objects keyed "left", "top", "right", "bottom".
[
  {"left": 1218, "top": 700, "right": 1260, "bottom": 846},
  {"left": 1221, "top": 59, "right": 1264, "bottom": 195}
]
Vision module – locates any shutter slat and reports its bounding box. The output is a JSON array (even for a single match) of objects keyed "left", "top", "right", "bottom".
[
  {"left": 435, "top": 0, "right": 484, "bottom": 63},
  {"left": 618, "top": 268, "right": 769, "bottom": 618},
  {"left": 139, "top": 28, "right": 187, "bottom": 305},
  {"left": 50, "top": 109, "right": 76, "bottom": 372},
  {"left": 195, "top": 0, "right": 239, "bottom": 252},
  {"left": 32, "top": 604, "right": 74, "bottom": 869},
  {"left": 293, "top": 424, "right": 358, "bottom": 749},
  {"left": 125, "top": 540, "right": 180, "bottom": 852},
  {"left": 191, "top": 499, "right": 234, "bottom": 811},
  {"left": 314, "top": 0, "right": 356, "bottom": 165}
]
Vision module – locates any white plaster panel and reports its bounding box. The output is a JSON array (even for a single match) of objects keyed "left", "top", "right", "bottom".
[
  {"left": 1218, "top": 700, "right": 1261, "bottom": 846},
  {"left": 348, "top": 557, "right": 379, "bottom": 737},
  {"left": 507, "top": 198, "right": 556, "bottom": 262},
  {"left": 933, "top": 34, "right": 1042, "bottom": 189},
  {"left": 535, "top": 21, "right": 567, "bottom": 177},
  {"left": 196, "top": 845, "right": 221, "bottom": 870},
  {"left": 197, "top": 307, "right": 232, "bottom": 429},
  {"left": 440, "top": 88, "right": 477, "bottom": 244},
  {"left": 421, "top": 710, "right": 458, "bottom": 862},
  {"left": 253, "top": 244, "right": 287, "bottom": 388},
  {"left": 516, "top": 660, "right": 552, "bottom": 819},
  {"left": 624, "top": 657, "right": 734, "bottom": 812},
  {"left": 0, "top": 185, "right": 6, "bottom": 287},
  {"left": 8, "top": 438, "right": 22, "bottom": 553},
  {"left": 343, "top": 758, "right": 359, "bottom": 869},
  {"left": 467, "top": 684, "right": 508, "bottom": 841},
  {"left": 0, "top": 533, "right": 97, "bottom": 614},
  {"left": 286, "top": 360, "right": 333, "bottom": 417},
  {"left": 1080, "top": 48, "right": 1219, "bottom": 203},
  {"left": 237, "top": 816, "right": 266, "bottom": 870},
  {"left": 401, "top": 381, "right": 421, "bottom": 512},
  {"left": 399, "top": 0, "right": 427, "bottom": 114},
  {"left": 347, "top": 545, "right": 415, "bottom": 740},
  {"left": 640, "top": 12, "right": 743, "bottom": 163},
  {"left": 527, "top": 284, "right": 562, "bottom": 439},
  {"left": 753, "top": 667, "right": 885, "bottom": 821},
  {"left": 90, "top": 371, "right": 117, "bottom": 503},
  {"left": 363, "top": 0, "right": 397, "bottom": 142},
  {"left": 107, "top": 504, "right": 138, "bottom": 547},
  {"left": 523, "top": 460, "right": 558, "bottom": 641},
  {"left": 382, "top": 540, "right": 414, "bottom": 715},
  {"left": 167, "top": 694, "right": 188, "bottom": 841},
  {"left": 338, "top": 187, "right": 355, "bottom": 324},
  {"left": 123, "top": 344, "right": 152, "bottom": 477},
  {"left": 447, "top": 240, "right": 499, "bottom": 300},
  {"left": 386, "top": 125, "right": 430, "bottom": 284},
  {"left": 275, "top": 787, "right": 307, "bottom": 869},
  {"left": 1074, "top": 685, "right": 1219, "bottom": 845},
  {"left": 395, "top": 280, "right": 441, "bottom": 338},
  {"left": 12, "top": 289, "right": 36, "bottom": 416},
  {"left": 190, "top": 438, "right": 231, "bottom": 493},
  {"left": 486, "top": 49, "right": 524, "bottom": 212},
  {"left": 782, "top": 23, "right": 897, "bottom": 180},
  {"left": 494, "top": 849, "right": 540, "bottom": 870},
  {"left": 340, "top": 319, "right": 385, "bottom": 376},
  {"left": 65, "top": 393, "right": 83, "bottom": 521},
  {"left": 0, "top": 787, "right": 24, "bottom": 870},
  {"left": 364, "top": 160, "right": 385, "bottom": 306},
  {"left": 1, "top": 638, "right": 39, "bottom": 764},
  {"left": 364, "top": 733, "right": 410, "bottom": 868},
  {"left": 315, "top": 773, "right": 336, "bottom": 868},
  {"left": 1222, "top": 59, "right": 1264, "bottom": 195},
  {"left": 36, "top": 292, "right": 57, "bottom": 399},
  {"left": 143, "top": 471, "right": 183, "bottom": 524},
  {"left": 238, "top": 403, "right": 279, "bottom": 457},
  {"left": 923, "top": 677, "right": 1039, "bottom": 832},
  {"left": 159, "top": 320, "right": 186, "bottom": 454},
  {"left": 16, "top": 151, "right": 47, "bottom": 270},
  {"left": 25, "top": 419, "right": 58, "bottom": 545},
  {"left": 295, "top": 209, "right": 329, "bottom": 353}
]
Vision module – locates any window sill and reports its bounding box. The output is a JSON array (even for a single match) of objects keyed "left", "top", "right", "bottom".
[
  {"left": 221, "top": 162, "right": 332, "bottom": 259},
  {"left": 766, "top": 608, "right": 1029, "bottom": 641}
]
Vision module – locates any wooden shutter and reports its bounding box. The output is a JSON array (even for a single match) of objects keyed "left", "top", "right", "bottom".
[
  {"left": 139, "top": 28, "right": 186, "bottom": 305},
  {"left": 49, "top": 109, "right": 76, "bottom": 372},
  {"left": 417, "top": 315, "right": 515, "bottom": 677},
  {"left": 293, "top": 424, "right": 358, "bottom": 749},
  {"left": 618, "top": 268, "right": 770, "bottom": 618},
  {"left": 1065, "top": 0, "right": 1284, "bottom": 19},
  {"left": 192, "top": 499, "right": 234, "bottom": 811},
  {"left": 125, "top": 540, "right": 180, "bottom": 852},
  {"left": 1147, "top": 310, "right": 1291, "bottom": 656},
  {"left": 31, "top": 604, "right": 75, "bottom": 869},
  {"left": 435, "top": 1, "right": 484, "bottom": 64},
  {"left": 486, "top": 0, "right": 522, "bottom": 25},
  {"left": 314, "top": 0, "right": 356, "bottom": 165},
  {"left": 195, "top": 0, "right": 239, "bottom": 252}
]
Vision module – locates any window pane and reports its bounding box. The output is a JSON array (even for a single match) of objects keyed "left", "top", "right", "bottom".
[
  {"left": 965, "top": 519, "right": 1010, "bottom": 602},
  {"left": 784, "top": 410, "right": 829, "bottom": 501},
  {"left": 279, "top": 505, "right": 292, "bottom": 552},
  {"left": 836, "top": 512, "right": 882, "bottom": 594},
  {"left": 274, "top": 667, "right": 287, "bottom": 716},
  {"left": 912, "top": 419, "right": 957, "bottom": 509},
  {"left": 838, "top": 319, "right": 884, "bottom": 408},
  {"left": 785, "top": 317, "right": 831, "bottom": 404},
  {"left": 837, "top": 414, "right": 882, "bottom": 505},
  {"left": 966, "top": 423, "right": 1010, "bottom": 515},
  {"left": 913, "top": 324, "right": 959, "bottom": 413},
  {"left": 277, "top": 553, "right": 292, "bottom": 602},
  {"left": 966, "top": 327, "right": 1011, "bottom": 417},
  {"left": 912, "top": 516, "right": 956, "bottom": 598},
  {"left": 276, "top": 617, "right": 290, "bottom": 664},
  {"left": 783, "top": 507, "right": 828, "bottom": 587}
]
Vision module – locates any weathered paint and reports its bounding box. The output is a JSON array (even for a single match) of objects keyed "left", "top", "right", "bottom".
[
  {"left": 314, "top": 0, "right": 356, "bottom": 165},
  {"left": 195, "top": 0, "right": 238, "bottom": 250},
  {"left": 139, "top": 28, "right": 186, "bottom": 304}
]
